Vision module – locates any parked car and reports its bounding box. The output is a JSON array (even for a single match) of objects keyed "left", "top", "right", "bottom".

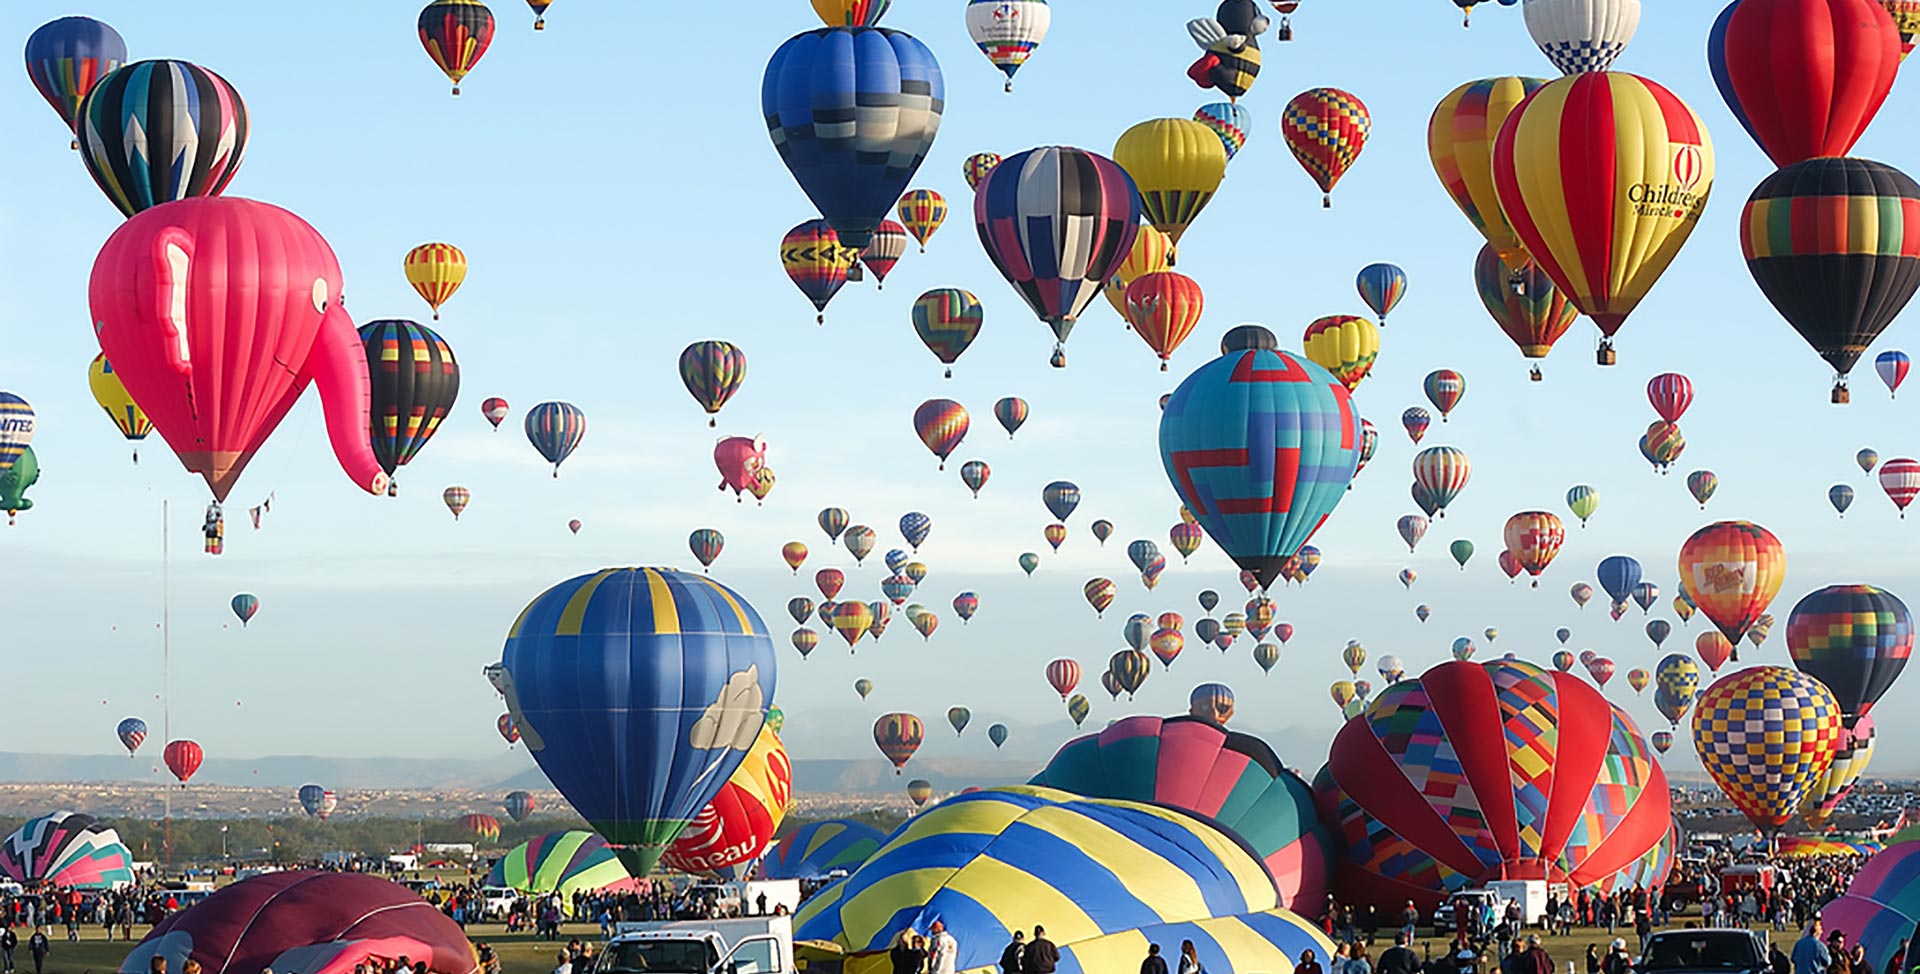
[
  {"left": 1434, "top": 889, "right": 1514, "bottom": 935},
  {"left": 1639, "top": 928, "right": 1770, "bottom": 974}
]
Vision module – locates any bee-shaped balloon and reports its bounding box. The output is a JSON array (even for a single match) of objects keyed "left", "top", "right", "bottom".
[{"left": 1185, "top": 0, "right": 1268, "bottom": 100}]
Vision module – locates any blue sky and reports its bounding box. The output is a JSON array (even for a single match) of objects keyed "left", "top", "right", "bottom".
[{"left": 4, "top": 1, "right": 1920, "bottom": 784}]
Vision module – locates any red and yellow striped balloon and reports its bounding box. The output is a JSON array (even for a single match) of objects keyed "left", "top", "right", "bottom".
[
  {"left": 1492, "top": 73, "right": 1714, "bottom": 364},
  {"left": 1301, "top": 314, "right": 1380, "bottom": 393},
  {"left": 403, "top": 242, "right": 467, "bottom": 320}
]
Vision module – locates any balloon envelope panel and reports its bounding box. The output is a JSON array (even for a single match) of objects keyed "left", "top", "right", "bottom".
[
  {"left": 484, "top": 831, "right": 632, "bottom": 899},
  {"left": 764, "top": 820, "right": 887, "bottom": 880}
]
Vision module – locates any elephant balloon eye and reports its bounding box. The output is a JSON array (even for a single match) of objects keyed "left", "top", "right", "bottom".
[{"left": 310, "top": 277, "right": 329, "bottom": 314}]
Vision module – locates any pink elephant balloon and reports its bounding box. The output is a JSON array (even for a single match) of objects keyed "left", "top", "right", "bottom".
[
  {"left": 88, "top": 197, "right": 386, "bottom": 501},
  {"left": 714, "top": 435, "right": 767, "bottom": 498}
]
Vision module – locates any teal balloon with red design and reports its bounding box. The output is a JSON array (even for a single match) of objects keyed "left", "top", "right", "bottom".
[{"left": 1160, "top": 326, "right": 1360, "bottom": 591}]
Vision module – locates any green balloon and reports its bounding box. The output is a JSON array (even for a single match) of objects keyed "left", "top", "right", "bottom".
[
  {"left": 1018, "top": 552, "right": 1041, "bottom": 575},
  {"left": 0, "top": 446, "right": 39, "bottom": 524},
  {"left": 1448, "top": 538, "right": 1474, "bottom": 568}
]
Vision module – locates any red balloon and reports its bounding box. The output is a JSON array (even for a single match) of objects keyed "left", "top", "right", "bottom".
[
  {"left": 164, "top": 739, "right": 203, "bottom": 785},
  {"left": 1711, "top": 0, "right": 1901, "bottom": 166},
  {"left": 1316, "top": 659, "right": 1671, "bottom": 916},
  {"left": 88, "top": 198, "right": 386, "bottom": 501},
  {"left": 713, "top": 436, "right": 767, "bottom": 497}
]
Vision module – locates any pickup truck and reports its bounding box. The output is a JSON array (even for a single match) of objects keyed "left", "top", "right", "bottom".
[{"left": 604, "top": 917, "right": 793, "bottom": 974}]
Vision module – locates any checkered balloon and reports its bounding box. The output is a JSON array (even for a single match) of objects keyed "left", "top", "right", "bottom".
[{"left": 1691, "top": 665, "right": 1845, "bottom": 833}]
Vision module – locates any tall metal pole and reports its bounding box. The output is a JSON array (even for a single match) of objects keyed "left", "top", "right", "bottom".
[{"left": 163, "top": 500, "right": 172, "bottom": 871}]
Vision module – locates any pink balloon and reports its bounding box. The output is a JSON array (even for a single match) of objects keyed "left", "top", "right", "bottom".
[
  {"left": 713, "top": 435, "right": 767, "bottom": 496},
  {"left": 88, "top": 197, "right": 386, "bottom": 501}
]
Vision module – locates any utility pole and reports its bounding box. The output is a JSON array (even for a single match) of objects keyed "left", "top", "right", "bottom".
[{"left": 162, "top": 500, "right": 172, "bottom": 872}]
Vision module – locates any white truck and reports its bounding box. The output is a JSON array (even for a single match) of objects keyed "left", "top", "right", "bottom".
[{"left": 604, "top": 917, "right": 794, "bottom": 974}]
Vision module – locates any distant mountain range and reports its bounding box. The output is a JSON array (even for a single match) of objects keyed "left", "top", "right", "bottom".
[{"left": 0, "top": 752, "right": 537, "bottom": 790}]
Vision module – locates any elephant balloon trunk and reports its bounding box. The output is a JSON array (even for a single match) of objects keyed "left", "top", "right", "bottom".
[{"left": 306, "top": 305, "right": 390, "bottom": 497}]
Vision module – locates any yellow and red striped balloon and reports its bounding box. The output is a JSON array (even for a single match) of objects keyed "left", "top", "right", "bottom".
[
  {"left": 1492, "top": 73, "right": 1714, "bottom": 364},
  {"left": 403, "top": 243, "right": 467, "bottom": 320},
  {"left": 1301, "top": 314, "right": 1380, "bottom": 392}
]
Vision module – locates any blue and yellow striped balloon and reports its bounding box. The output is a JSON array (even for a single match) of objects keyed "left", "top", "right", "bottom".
[
  {"left": 764, "top": 819, "right": 886, "bottom": 880},
  {"left": 88, "top": 353, "right": 150, "bottom": 457},
  {"left": 796, "top": 786, "right": 1332, "bottom": 974},
  {"left": 499, "top": 568, "right": 777, "bottom": 876},
  {"left": 1355, "top": 262, "right": 1407, "bottom": 323}
]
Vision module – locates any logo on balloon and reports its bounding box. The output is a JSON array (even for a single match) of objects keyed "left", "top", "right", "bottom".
[
  {"left": 1627, "top": 145, "right": 1708, "bottom": 220},
  {"left": 690, "top": 668, "right": 767, "bottom": 751},
  {"left": 1697, "top": 562, "right": 1752, "bottom": 595}
]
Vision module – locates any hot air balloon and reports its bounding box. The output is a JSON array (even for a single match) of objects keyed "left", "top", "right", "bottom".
[
  {"left": 1878, "top": 351, "right": 1911, "bottom": 397},
  {"left": 1402, "top": 408, "right": 1431, "bottom": 445},
  {"left": 116, "top": 717, "right": 146, "bottom": 756},
  {"left": 1882, "top": 458, "right": 1920, "bottom": 515},
  {"left": 480, "top": 397, "right": 509, "bottom": 431},
  {"left": 164, "top": 740, "right": 202, "bottom": 785},
  {"left": 1503, "top": 511, "right": 1565, "bottom": 586},
  {"left": 1647, "top": 620, "right": 1673, "bottom": 649},
  {"left": 359, "top": 320, "right": 459, "bottom": 493},
  {"left": 791, "top": 628, "right": 819, "bottom": 659},
  {"left": 1044, "top": 659, "right": 1083, "bottom": 700},
  {"left": 1194, "top": 102, "right": 1253, "bottom": 161},
  {"left": 1687, "top": 470, "right": 1718, "bottom": 508},
  {"left": 1429, "top": 77, "right": 1550, "bottom": 271},
  {"left": 1125, "top": 272, "right": 1207, "bottom": 370},
  {"left": 89, "top": 199, "right": 385, "bottom": 502},
  {"left": 678, "top": 342, "right": 747, "bottom": 427},
  {"left": 1678, "top": 521, "right": 1785, "bottom": 650},
  {"left": 1474, "top": 247, "right": 1578, "bottom": 378},
  {"left": 1412, "top": 447, "right": 1471, "bottom": 516},
  {"left": 1572, "top": 582, "right": 1595, "bottom": 608},
  {"left": 497, "top": 713, "right": 520, "bottom": 745},
  {"left": 1400, "top": 569, "right": 1418, "bottom": 589},
  {"left": 1319, "top": 659, "right": 1672, "bottom": 915},
  {"left": 913, "top": 400, "right": 969, "bottom": 470},
  {"left": 1598, "top": 556, "right": 1643, "bottom": 609},
  {"left": 764, "top": 25, "right": 942, "bottom": 254},
  {"left": 1709, "top": 0, "right": 1898, "bottom": 168},
  {"left": 1151, "top": 628, "right": 1186, "bottom": 668},
  {"left": 417, "top": 1, "right": 494, "bottom": 94},
  {"left": 1740, "top": 158, "right": 1920, "bottom": 402},
  {"left": 1302, "top": 315, "right": 1380, "bottom": 393},
  {"left": 1831, "top": 484, "right": 1856, "bottom": 516},
  {"left": 76, "top": 61, "right": 248, "bottom": 217},
  {"left": 1525, "top": 0, "right": 1641, "bottom": 74},
  {"left": 1110, "top": 650, "right": 1152, "bottom": 698},
  {"left": 911, "top": 289, "right": 984, "bottom": 379},
  {"left": 688, "top": 529, "right": 725, "bottom": 571},
  {"left": 1786, "top": 584, "right": 1912, "bottom": 724},
  {"left": 1492, "top": 73, "right": 1714, "bottom": 364},
  {"left": 1103, "top": 228, "right": 1177, "bottom": 319},
  {"left": 524, "top": 402, "right": 586, "bottom": 477},
  {"left": 1184, "top": 3, "right": 1266, "bottom": 100},
  {"left": 966, "top": 0, "right": 1050, "bottom": 91},
  {"left": 25, "top": 16, "right": 126, "bottom": 148},
  {"left": 1633, "top": 581, "right": 1660, "bottom": 614},
  {"left": 401, "top": 243, "right": 466, "bottom": 321},
  {"left": 1115, "top": 119, "right": 1228, "bottom": 252},
  {"left": 975, "top": 147, "right": 1142, "bottom": 366},
  {"left": 1696, "top": 631, "right": 1735, "bottom": 674},
  {"left": 1586, "top": 656, "right": 1616, "bottom": 687},
  {"left": 1044, "top": 524, "right": 1068, "bottom": 552},
  {"left": 1423, "top": 370, "right": 1466, "bottom": 421},
  {"left": 1692, "top": 666, "right": 1844, "bottom": 836},
  {"left": 1397, "top": 515, "right": 1430, "bottom": 553},
  {"left": 844, "top": 526, "right": 876, "bottom": 565},
  {"left": 873, "top": 713, "right": 923, "bottom": 774},
  {"left": 781, "top": 220, "right": 857, "bottom": 323},
  {"left": 1160, "top": 326, "right": 1361, "bottom": 590},
  {"left": 1356, "top": 264, "right": 1407, "bottom": 324},
  {"left": 859, "top": 220, "right": 909, "bottom": 288},
  {"left": 897, "top": 190, "right": 948, "bottom": 254},
  {"left": 1647, "top": 373, "right": 1694, "bottom": 424},
  {"left": 1639, "top": 421, "right": 1685, "bottom": 474},
  {"left": 496, "top": 569, "right": 776, "bottom": 874},
  {"left": 87, "top": 354, "right": 150, "bottom": 462},
  {"left": 1628, "top": 668, "right": 1652, "bottom": 694},
  {"left": 1282, "top": 88, "right": 1371, "bottom": 206},
  {"left": 1445, "top": 539, "right": 1474, "bottom": 570}
]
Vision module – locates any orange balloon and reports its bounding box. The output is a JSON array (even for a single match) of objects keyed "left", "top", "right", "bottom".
[
  {"left": 1123, "top": 271, "right": 1205, "bottom": 370},
  {"left": 1677, "top": 520, "right": 1785, "bottom": 651}
]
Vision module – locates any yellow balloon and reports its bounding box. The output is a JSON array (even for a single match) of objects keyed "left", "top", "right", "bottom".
[
  {"left": 1301, "top": 315, "right": 1380, "bottom": 393},
  {"left": 1113, "top": 119, "right": 1228, "bottom": 249},
  {"left": 1427, "top": 77, "right": 1548, "bottom": 273},
  {"left": 811, "top": 0, "right": 888, "bottom": 27},
  {"left": 403, "top": 242, "right": 468, "bottom": 320},
  {"left": 1102, "top": 226, "right": 1174, "bottom": 319},
  {"left": 87, "top": 352, "right": 151, "bottom": 451},
  {"left": 1330, "top": 680, "right": 1356, "bottom": 708}
]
